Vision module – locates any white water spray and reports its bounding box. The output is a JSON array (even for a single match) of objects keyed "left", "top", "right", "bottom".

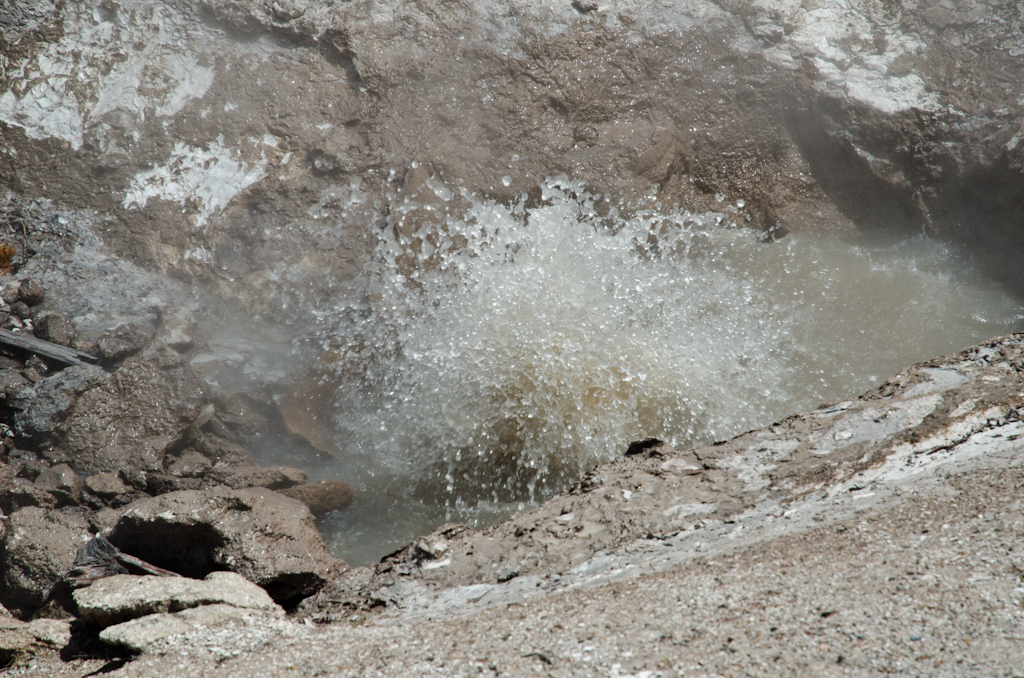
[{"left": 309, "top": 176, "right": 1023, "bottom": 564}]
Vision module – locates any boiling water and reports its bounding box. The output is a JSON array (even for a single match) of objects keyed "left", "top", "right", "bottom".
[{"left": 288, "top": 178, "right": 1023, "bottom": 565}]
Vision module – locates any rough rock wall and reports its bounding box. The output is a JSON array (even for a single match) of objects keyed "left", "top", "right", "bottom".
[{"left": 2, "top": 0, "right": 1021, "bottom": 321}]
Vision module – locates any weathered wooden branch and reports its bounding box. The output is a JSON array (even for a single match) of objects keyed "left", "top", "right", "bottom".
[{"left": 0, "top": 327, "right": 98, "bottom": 367}]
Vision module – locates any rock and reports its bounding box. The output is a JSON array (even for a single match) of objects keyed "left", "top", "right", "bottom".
[
  {"left": 83, "top": 472, "right": 132, "bottom": 501},
  {"left": 278, "top": 480, "right": 354, "bottom": 517},
  {"left": 0, "top": 478, "right": 57, "bottom": 513},
  {"left": 10, "top": 365, "right": 108, "bottom": 445},
  {"left": 74, "top": 571, "right": 281, "bottom": 628},
  {"left": 0, "top": 616, "right": 36, "bottom": 666},
  {"left": 0, "top": 368, "right": 30, "bottom": 398},
  {"left": 154, "top": 305, "right": 196, "bottom": 353},
  {"left": 216, "top": 392, "right": 270, "bottom": 439},
  {"left": 6, "top": 448, "right": 49, "bottom": 482},
  {"left": 25, "top": 618, "right": 70, "bottom": 649},
  {"left": 187, "top": 432, "right": 254, "bottom": 467},
  {"left": 0, "top": 507, "right": 92, "bottom": 618},
  {"left": 56, "top": 347, "right": 205, "bottom": 477},
  {"left": 145, "top": 472, "right": 202, "bottom": 495},
  {"left": 31, "top": 463, "right": 81, "bottom": 506},
  {"left": 0, "top": 282, "right": 19, "bottom": 306},
  {"left": 206, "top": 465, "right": 307, "bottom": 491},
  {"left": 199, "top": 0, "right": 270, "bottom": 36},
  {"left": 0, "top": 615, "right": 71, "bottom": 666},
  {"left": 96, "top": 322, "right": 156, "bottom": 363},
  {"left": 9, "top": 301, "right": 33, "bottom": 320},
  {"left": 163, "top": 449, "right": 213, "bottom": 478},
  {"left": 99, "top": 604, "right": 283, "bottom": 654},
  {"left": 15, "top": 279, "right": 44, "bottom": 306},
  {"left": 32, "top": 312, "right": 75, "bottom": 347},
  {"left": 107, "top": 487, "right": 346, "bottom": 604}
]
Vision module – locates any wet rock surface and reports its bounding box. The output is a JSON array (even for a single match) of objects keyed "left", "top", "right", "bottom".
[{"left": 277, "top": 480, "right": 354, "bottom": 517}]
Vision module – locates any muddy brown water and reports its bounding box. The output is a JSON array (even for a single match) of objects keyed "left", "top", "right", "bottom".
[{"left": 245, "top": 178, "right": 1024, "bottom": 566}]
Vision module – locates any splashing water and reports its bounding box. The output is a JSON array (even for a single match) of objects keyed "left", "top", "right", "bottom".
[{"left": 303, "top": 177, "right": 1023, "bottom": 565}]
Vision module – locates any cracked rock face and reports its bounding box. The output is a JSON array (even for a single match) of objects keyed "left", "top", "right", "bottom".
[
  {"left": 106, "top": 487, "right": 347, "bottom": 605},
  {"left": 1, "top": 0, "right": 1021, "bottom": 320}
]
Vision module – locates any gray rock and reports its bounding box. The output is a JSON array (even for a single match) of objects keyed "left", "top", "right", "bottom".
[
  {"left": 0, "top": 282, "right": 20, "bottom": 306},
  {"left": 32, "top": 312, "right": 75, "bottom": 347},
  {"left": 107, "top": 487, "right": 347, "bottom": 604},
  {"left": 74, "top": 571, "right": 281, "bottom": 628},
  {"left": 10, "top": 365, "right": 108, "bottom": 443},
  {"left": 32, "top": 463, "right": 81, "bottom": 506},
  {"left": 163, "top": 449, "right": 213, "bottom": 478},
  {"left": 0, "top": 478, "right": 57, "bottom": 513},
  {"left": 83, "top": 472, "right": 132, "bottom": 500},
  {"left": 0, "top": 616, "right": 36, "bottom": 666},
  {"left": 96, "top": 322, "right": 156, "bottom": 363},
  {"left": 0, "top": 615, "right": 71, "bottom": 666},
  {"left": 99, "top": 604, "right": 282, "bottom": 653},
  {"left": 24, "top": 618, "right": 70, "bottom": 649},
  {"left": 15, "top": 279, "right": 44, "bottom": 306},
  {"left": 278, "top": 480, "right": 354, "bottom": 517},
  {"left": 6, "top": 448, "right": 48, "bottom": 482},
  {"left": 57, "top": 347, "right": 205, "bottom": 476},
  {"left": 9, "top": 301, "right": 33, "bottom": 320},
  {"left": 206, "top": 465, "right": 307, "bottom": 491},
  {"left": 0, "top": 507, "right": 92, "bottom": 618},
  {"left": 145, "top": 473, "right": 202, "bottom": 495},
  {"left": 187, "top": 433, "right": 254, "bottom": 467},
  {"left": 0, "top": 368, "right": 30, "bottom": 398},
  {"left": 154, "top": 305, "right": 196, "bottom": 353}
]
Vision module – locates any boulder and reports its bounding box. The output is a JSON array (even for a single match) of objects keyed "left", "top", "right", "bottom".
[
  {"left": 73, "top": 571, "right": 281, "bottom": 628},
  {"left": 96, "top": 322, "right": 157, "bottom": 363},
  {"left": 15, "top": 279, "right": 44, "bottom": 307},
  {"left": 278, "top": 480, "right": 354, "bottom": 517},
  {"left": 206, "top": 465, "right": 307, "bottom": 491},
  {"left": 10, "top": 365, "right": 108, "bottom": 444},
  {"left": 163, "top": 448, "right": 213, "bottom": 478},
  {"left": 0, "top": 507, "right": 92, "bottom": 618},
  {"left": 0, "top": 368, "right": 30, "bottom": 398},
  {"left": 186, "top": 432, "right": 254, "bottom": 467},
  {"left": 56, "top": 347, "right": 205, "bottom": 477},
  {"left": 0, "top": 478, "right": 57, "bottom": 513},
  {"left": 83, "top": 472, "right": 132, "bottom": 501},
  {"left": 0, "top": 615, "right": 70, "bottom": 665},
  {"left": 144, "top": 473, "right": 202, "bottom": 495},
  {"left": 32, "top": 463, "right": 81, "bottom": 506},
  {"left": 32, "top": 312, "right": 75, "bottom": 347},
  {"left": 107, "top": 487, "right": 346, "bottom": 604},
  {"left": 5, "top": 448, "right": 49, "bottom": 482},
  {"left": 154, "top": 305, "right": 196, "bottom": 353},
  {"left": 99, "top": 604, "right": 283, "bottom": 654}
]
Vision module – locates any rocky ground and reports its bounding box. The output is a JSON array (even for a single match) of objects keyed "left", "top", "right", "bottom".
[{"left": 0, "top": 0, "right": 1022, "bottom": 675}]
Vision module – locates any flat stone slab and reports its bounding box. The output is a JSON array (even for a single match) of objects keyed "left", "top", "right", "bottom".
[
  {"left": 99, "top": 604, "right": 283, "bottom": 654},
  {"left": 73, "top": 571, "right": 281, "bottom": 628}
]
